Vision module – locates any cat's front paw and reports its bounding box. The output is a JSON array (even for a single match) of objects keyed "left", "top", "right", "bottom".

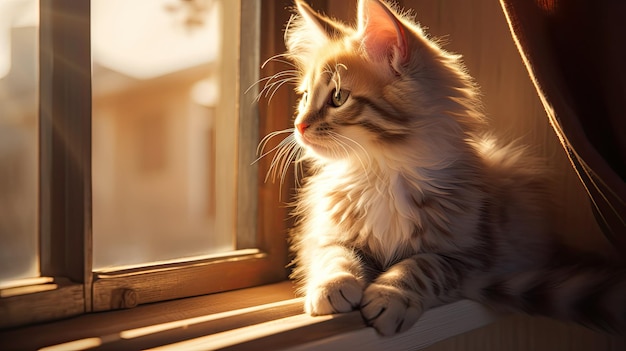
[
  {"left": 360, "top": 283, "right": 423, "bottom": 336},
  {"left": 305, "top": 273, "right": 363, "bottom": 316}
]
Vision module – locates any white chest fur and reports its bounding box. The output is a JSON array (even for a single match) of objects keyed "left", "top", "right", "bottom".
[{"left": 304, "top": 162, "right": 421, "bottom": 265}]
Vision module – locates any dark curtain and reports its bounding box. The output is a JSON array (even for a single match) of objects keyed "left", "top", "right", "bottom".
[{"left": 499, "top": 0, "right": 626, "bottom": 254}]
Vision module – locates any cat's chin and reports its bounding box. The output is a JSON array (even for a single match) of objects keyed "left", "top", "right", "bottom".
[
  {"left": 294, "top": 131, "right": 311, "bottom": 148},
  {"left": 295, "top": 133, "right": 329, "bottom": 160},
  {"left": 295, "top": 129, "right": 359, "bottom": 162},
  {"left": 301, "top": 144, "right": 338, "bottom": 162},
  {"left": 297, "top": 137, "right": 342, "bottom": 162}
]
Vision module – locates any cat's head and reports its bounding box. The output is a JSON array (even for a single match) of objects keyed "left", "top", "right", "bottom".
[{"left": 284, "top": 0, "right": 484, "bottom": 167}]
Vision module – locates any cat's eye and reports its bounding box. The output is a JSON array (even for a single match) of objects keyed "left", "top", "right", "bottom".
[
  {"left": 330, "top": 88, "right": 349, "bottom": 107},
  {"left": 302, "top": 91, "right": 308, "bottom": 104}
]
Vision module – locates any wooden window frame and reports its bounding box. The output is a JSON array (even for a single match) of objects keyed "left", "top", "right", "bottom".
[{"left": 0, "top": 0, "right": 294, "bottom": 329}]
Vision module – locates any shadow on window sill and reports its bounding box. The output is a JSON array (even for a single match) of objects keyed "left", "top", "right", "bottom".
[{"left": 0, "top": 280, "right": 499, "bottom": 351}]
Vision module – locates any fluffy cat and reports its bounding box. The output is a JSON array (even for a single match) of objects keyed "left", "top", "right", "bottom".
[{"left": 261, "top": 0, "right": 626, "bottom": 336}]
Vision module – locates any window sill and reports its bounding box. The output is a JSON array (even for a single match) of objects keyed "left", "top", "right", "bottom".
[{"left": 0, "top": 281, "right": 500, "bottom": 351}]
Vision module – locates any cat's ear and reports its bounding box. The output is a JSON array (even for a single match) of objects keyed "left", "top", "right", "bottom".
[
  {"left": 357, "top": 0, "right": 409, "bottom": 64},
  {"left": 286, "top": 0, "right": 345, "bottom": 62},
  {"left": 295, "top": 0, "right": 345, "bottom": 39}
]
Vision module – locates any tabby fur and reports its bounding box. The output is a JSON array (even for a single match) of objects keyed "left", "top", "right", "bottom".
[{"left": 261, "top": 0, "right": 626, "bottom": 336}]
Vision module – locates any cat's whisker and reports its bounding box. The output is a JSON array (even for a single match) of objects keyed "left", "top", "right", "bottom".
[
  {"left": 249, "top": 53, "right": 297, "bottom": 99},
  {"left": 280, "top": 142, "right": 305, "bottom": 192},
  {"left": 329, "top": 136, "right": 357, "bottom": 167},
  {"left": 257, "top": 130, "right": 279, "bottom": 157},
  {"left": 331, "top": 76, "right": 339, "bottom": 94},
  {"left": 279, "top": 143, "right": 301, "bottom": 188},
  {"left": 268, "top": 136, "right": 299, "bottom": 183},
  {"left": 323, "top": 62, "right": 348, "bottom": 93},
  {"left": 329, "top": 132, "right": 371, "bottom": 171},
  {"left": 322, "top": 64, "right": 335, "bottom": 79},
  {"left": 267, "top": 142, "right": 289, "bottom": 183},
  {"left": 266, "top": 77, "right": 299, "bottom": 104},
  {"left": 330, "top": 132, "right": 378, "bottom": 187},
  {"left": 328, "top": 134, "right": 350, "bottom": 159},
  {"left": 260, "top": 73, "right": 298, "bottom": 102},
  {"left": 248, "top": 70, "right": 299, "bottom": 103},
  {"left": 280, "top": 141, "right": 301, "bottom": 186},
  {"left": 333, "top": 133, "right": 368, "bottom": 159},
  {"left": 254, "top": 142, "right": 286, "bottom": 167},
  {"left": 284, "top": 14, "right": 296, "bottom": 43},
  {"left": 247, "top": 70, "right": 295, "bottom": 96},
  {"left": 259, "top": 72, "right": 298, "bottom": 99},
  {"left": 334, "top": 63, "right": 347, "bottom": 92},
  {"left": 245, "top": 75, "right": 273, "bottom": 96},
  {"left": 261, "top": 70, "right": 299, "bottom": 90},
  {"left": 255, "top": 128, "right": 295, "bottom": 161},
  {"left": 261, "top": 53, "right": 297, "bottom": 69},
  {"left": 256, "top": 128, "right": 304, "bottom": 192},
  {"left": 269, "top": 135, "right": 296, "bottom": 166},
  {"left": 247, "top": 77, "right": 281, "bottom": 102},
  {"left": 273, "top": 140, "right": 294, "bottom": 180},
  {"left": 294, "top": 150, "right": 305, "bottom": 188}
]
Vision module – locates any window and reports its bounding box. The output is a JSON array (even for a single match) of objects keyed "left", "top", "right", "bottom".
[
  {"left": 0, "top": 0, "right": 294, "bottom": 329},
  {"left": 91, "top": 0, "right": 239, "bottom": 269},
  {"left": 0, "top": 0, "right": 39, "bottom": 285}
]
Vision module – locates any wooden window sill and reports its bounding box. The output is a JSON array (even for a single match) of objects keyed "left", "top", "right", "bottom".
[{"left": 0, "top": 281, "right": 499, "bottom": 351}]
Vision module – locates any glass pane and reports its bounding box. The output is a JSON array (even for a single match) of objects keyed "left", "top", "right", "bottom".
[
  {"left": 92, "top": 0, "right": 239, "bottom": 269},
  {"left": 0, "top": 0, "right": 39, "bottom": 283}
]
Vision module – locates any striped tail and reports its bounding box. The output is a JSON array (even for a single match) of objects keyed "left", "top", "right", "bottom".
[{"left": 476, "top": 262, "right": 626, "bottom": 334}]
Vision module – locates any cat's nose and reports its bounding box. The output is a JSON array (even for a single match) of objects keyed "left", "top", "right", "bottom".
[{"left": 296, "top": 122, "right": 310, "bottom": 135}]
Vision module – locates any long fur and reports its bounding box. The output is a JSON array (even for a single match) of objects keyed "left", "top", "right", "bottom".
[{"left": 262, "top": 0, "right": 625, "bottom": 336}]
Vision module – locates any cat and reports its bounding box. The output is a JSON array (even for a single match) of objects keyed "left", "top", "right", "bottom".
[{"left": 259, "top": 0, "right": 626, "bottom": 336}]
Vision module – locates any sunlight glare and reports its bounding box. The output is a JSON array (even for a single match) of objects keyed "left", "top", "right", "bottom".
[
  {"left": 38, "top": 338, "right": 102, "bottom": 351},
  {"left": 0, "top": 0, "right": 38, "bottom": 79},
  {"left": 91, "top": 0, "right": 220, "bottom": 79},
  {"left": 119, "top": 297, "right": 303, "bottom": 339},
  {"left": 145, "top": 313, "right": 333, "bottom": 351}
]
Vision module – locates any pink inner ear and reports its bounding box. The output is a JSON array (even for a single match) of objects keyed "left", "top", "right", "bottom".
[{"left": 359, "top": 0, "right": 408, "bottom": 63}]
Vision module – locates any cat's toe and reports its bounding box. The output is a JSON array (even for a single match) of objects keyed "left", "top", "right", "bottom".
[
  {"left": 360, "top": 283, "right": 422, "bottom": 336},
  {"left": 305, "top": 273, "right": 363, "bottom": 316}
]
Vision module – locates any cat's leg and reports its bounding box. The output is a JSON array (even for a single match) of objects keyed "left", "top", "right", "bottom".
[
  {"left": 303, "top": 244, "right": 366, "bottom": 316},
  {"left": 360, "top": 253, "right": 463, "bottom": 335}
]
